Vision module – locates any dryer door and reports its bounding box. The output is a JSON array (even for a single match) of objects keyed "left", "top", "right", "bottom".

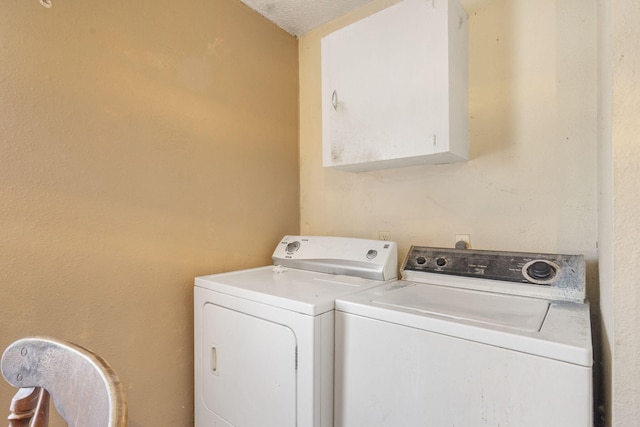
[{"left": 201, "top": 303, "right": 297, "bottom": 427}]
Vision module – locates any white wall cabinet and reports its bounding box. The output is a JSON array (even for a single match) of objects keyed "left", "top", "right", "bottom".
[{"left": 321, "top": 0, "right": 468, "bottom": 172}]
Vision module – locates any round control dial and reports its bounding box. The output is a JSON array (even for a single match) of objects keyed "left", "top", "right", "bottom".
[
  {"left": 366, "top": 249, "right": 378, "bottom": 260},
  {"left": 522, "top": 259, "right": 559, "bottom": 284},
  {"left": 528, "top": 261, "right": 553, "bottom": 280},
  {"left": 435, "top": 257, "right": 447, "bottom": 267},
  {"left": 285, "top": 241, "right": 300, "bottom": 254}
]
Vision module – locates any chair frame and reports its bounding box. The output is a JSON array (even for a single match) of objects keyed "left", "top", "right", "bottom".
[{"left": 1, "top": 337, "right": 127, "bottom": 427}]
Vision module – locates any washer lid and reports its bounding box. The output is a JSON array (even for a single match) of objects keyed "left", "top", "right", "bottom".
[
  {"left": 373, "top": 283, "right": 549, "bottom": 332},
  {"left": 196, "top": 266, "right": 387, "bottom": 316},
  {"left": 336, "top": 281, "right": 593, "bottom": 367}
]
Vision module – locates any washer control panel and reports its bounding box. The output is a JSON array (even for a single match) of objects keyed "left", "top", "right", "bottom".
[{"left": 403, "top": 246, "right": 583, "bottom": 287}]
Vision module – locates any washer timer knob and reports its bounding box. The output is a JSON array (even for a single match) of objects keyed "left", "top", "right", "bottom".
[
  {"left": 527, "top": 261, "right": 555, "bottom": 280},
  {"left": 435, "top": 257, "right": 447, "bottom": 267},
  {"left": 416, "top": 256, "right": 427, "bottom": 265}
]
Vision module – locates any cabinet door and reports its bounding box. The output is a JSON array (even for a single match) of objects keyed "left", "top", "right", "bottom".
[
  {"left": 201, "top": 303, "right": 297, "bottom": 427},
  {"left": 321, "top": 0, "right": 467, "bottom": 171}
]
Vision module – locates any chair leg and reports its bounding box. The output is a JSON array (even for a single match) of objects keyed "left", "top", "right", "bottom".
[{"left": 7, "top": 387, "right": 50, "bottom": 427}]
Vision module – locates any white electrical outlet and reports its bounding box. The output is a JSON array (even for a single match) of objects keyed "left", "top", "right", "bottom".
[{"left": 379, "top": 231, "right": 391, "bottom": 241}]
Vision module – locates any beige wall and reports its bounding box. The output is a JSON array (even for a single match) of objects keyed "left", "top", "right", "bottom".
[
  {"left": 0, "top": 0, "right": 299, "bottom": 425},
  {"left": 599, "top": 0, "right": 640, "bottom": 425},
  {"left": 300, "top": 5, "right": 601, "bottom": 416}
]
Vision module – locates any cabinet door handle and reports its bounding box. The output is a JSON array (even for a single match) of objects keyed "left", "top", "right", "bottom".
[{"left": 331, "top": 90, "right": 338, "bottom": 110}]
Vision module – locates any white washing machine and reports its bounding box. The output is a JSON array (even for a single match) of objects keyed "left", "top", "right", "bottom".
[
  {"left": 335, "top": 245, "right": 593, "bottom": 427},
  {"left": 194, "top": 235, "right": 398, "bottom": 427}
]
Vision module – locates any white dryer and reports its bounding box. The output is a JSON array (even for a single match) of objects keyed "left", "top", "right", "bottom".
[
  {"left": 335, "top": 246, "right": 593, "bottom": 427},
  {"left": 194, "top": 236, "right": 398, "bottom": 427}
]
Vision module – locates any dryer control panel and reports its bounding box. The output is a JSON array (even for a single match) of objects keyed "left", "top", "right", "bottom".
[
  {"left": 273, "top": 236, "right": 398, "bottom": 281},
  {"left": 402, "top": 246, "right": 585, "bottom": 303}
]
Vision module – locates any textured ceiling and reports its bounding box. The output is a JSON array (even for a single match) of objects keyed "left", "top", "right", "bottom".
[{"left": 239, "top": 0, "right": 374, "bottom": 36}]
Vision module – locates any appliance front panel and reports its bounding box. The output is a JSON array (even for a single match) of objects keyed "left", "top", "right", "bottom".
[
  {"left": 335, "top": 312, "right": 593, "bottom": 427},
  {"left": 202, "top": 303, "right": 296, "bottom": 427}
]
